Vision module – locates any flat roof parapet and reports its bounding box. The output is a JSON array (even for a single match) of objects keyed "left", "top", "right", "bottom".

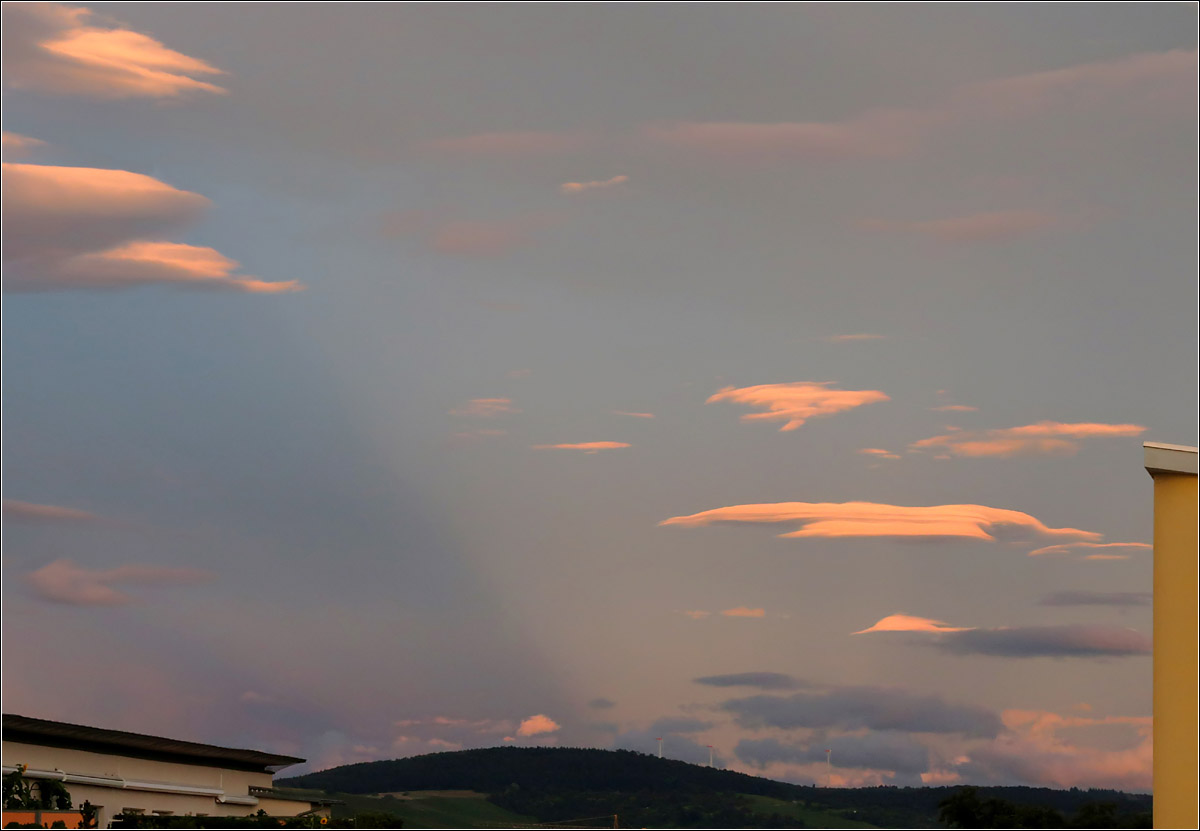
[{"left": 1144, "top": 442, "right": 1199, "bottom": 477}]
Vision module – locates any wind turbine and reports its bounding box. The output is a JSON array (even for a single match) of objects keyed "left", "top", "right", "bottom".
[
  {"left": 825, "top": 748, "right": 832, "bottom": 788},
  {"left": 707, "top": 745, "right": 714, "bottom": 768},
  {"left": 655, "top": 737, "right": 663, "bottom": 758}
]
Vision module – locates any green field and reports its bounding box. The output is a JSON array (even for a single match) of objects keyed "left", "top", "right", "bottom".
[
  {"left": 743, "top": 793, "right": 877, "bottom": 829},
  {"left": 331, "top": 790, "right": 540, "bottom": 828}
]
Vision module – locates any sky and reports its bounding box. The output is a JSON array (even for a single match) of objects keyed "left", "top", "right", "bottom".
[{"left": 2, "top": 2, "right": 1196, "bottom": 792}]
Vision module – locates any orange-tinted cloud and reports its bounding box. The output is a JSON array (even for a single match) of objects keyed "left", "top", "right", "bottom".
[
  {"left": 4, "top": 163, "right": 297, "bottom": 293},
  {"left": 860, "top": 210, "right": 1074, "bottom": 243},
  {"left": 678, "top": 610, "right": 711, "bottom": 620},
  {"left": 424, "top": 131, "right": 589, "bottom": 157},
  {"left": 1028, "top": 541, "right": 1152, "bottom": 558},
  {"left": 516, "top": 714, "right": 561, "bottom": 736},
  {"left": 859, "top": 448, "right": 901, "bottom": 460},
  {"left": 2, "top": 131, "right": 46, "bottom": 157},
  {"left": 721, "top": 607, "right": 766, "bottom": 618},
  {"left": 25, "top": 559, "right": 214, "bottom": 606},
  {"left": 708, "top": 382, "right": 889, "bottom": 432},
  {"left": 3, "top": 499, "right": 102, "bottom": 525},
  {"left": 449, "top": 398, "right": 519, "bottom": 418},
  {"left": 561, "top": 175, "right": 628, "bottom": 194},
  {"left": 613, "top": 411, "right": 655, "bottom": 419},
  {"left": 531, "top": 441, "right": 630, "bottom": 454},
  {"left": 910, "top": 421, "right": 1146, "bottom": 458},
  {"left": 3, "top": 2, "right": 225, "bottom": 99},
  {"left": 852, "top": 614, "right": 971, "bottom": 634},
  {"left": 661, "top": 501, "right": 1099, "bottom": 543}
]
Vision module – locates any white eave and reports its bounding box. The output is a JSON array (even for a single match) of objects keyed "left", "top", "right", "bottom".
[{"left": 1144, "top": 442, "right": 1199, "bottom": 476}]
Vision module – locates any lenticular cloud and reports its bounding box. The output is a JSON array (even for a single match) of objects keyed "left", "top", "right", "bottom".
[{"left": 707, "top": 382, "right": 889, "bottom": 431}]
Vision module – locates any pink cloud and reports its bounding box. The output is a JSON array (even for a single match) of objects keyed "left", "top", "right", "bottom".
[
  {"left": 561, "top": 175, "right": 628, "bottom": 194},
  {"left": 449, "top": 398, "right": 520, "bottom": 418},
  {"left": 25, "top": 559, "right": 214, "bottom": 606},
  {"left": 910, "top": 421, "right": 1146, "bottom": 458},
  {"left": 531, "top": 441, "right": 631, "bottom": 454},
  {"left": 3, "top": 2, "right": 225, "bottom": 99},
  {"left": 2, "top": 131, "right": 46, "bottom": 158},
  {"left": 4, "top": 163, "right": 297, "bottom": 293},
  {"left": 852, "top": 614, "right": 971, "bottom": 635},
  {"left": 660, "top": 501, "right": 1100, "bottom": 543},
  {"left": 516, "top": 714, "right": 561, "bottom": 737},
  {"left": 613, "top": 411, "right": 655, "bottom": 419},
  {"left": 3, "top": 499, "right": 102, "bottom": 524},
  {"left": 859, "top": 210, "right": 1076, "bottom": 243},
  {"left": 708, "top": 382, "right": 889, "bottom": 432},
  {"left": 859, "top": 448, "right": 901, "bottom": 460},
  {"left": 678, "top": 610, "right": 711, "bottom": 620},
  {"left": 424, "top": 130, "right": 589, "bottom": 157},
  {"left": 1028, "top": 541, "right": 1152, "bottom": 558},
  {"left": 721, "top": 607, "right": 766, "bottom": 618}
]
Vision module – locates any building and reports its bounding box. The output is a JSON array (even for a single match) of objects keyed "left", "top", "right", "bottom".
[
  {"left": 1144, "top": 442, "right": 1198, "bottom": 830},
  {"left": 2, "top": 714, "right": 332, "bottom": 828}
]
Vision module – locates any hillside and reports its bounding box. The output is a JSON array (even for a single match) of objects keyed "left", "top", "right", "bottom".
[{"left": 278, "top": 747, "right": 1153, "bottom": 828}]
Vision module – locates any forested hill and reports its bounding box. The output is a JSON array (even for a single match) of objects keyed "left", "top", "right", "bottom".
[{"left": 277, "top": 746, "right": 1152, "bottom": 828}]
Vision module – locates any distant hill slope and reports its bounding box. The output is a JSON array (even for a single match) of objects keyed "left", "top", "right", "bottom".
[{"left": 278, "top": 746, "right": 1152, "bottom": 828}]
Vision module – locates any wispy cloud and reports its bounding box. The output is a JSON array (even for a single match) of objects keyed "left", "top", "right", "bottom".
[
  {"left": 693, "top": 672, "right": 805, "bottom": 691},
  {"left": 910, "top": 421, "right": 1146, "bottom": 458},
  {"left": 661, "top": 501, "right": 1099, "bottom": 543},
  {"left": 859, "top": 210, "right": 1076, "bottom": 243},
  {"left": 516, "top": 714, "right": 561, "bottom": 737},
  {"left": 1028, "top": 541, "right": 1151, "bottom": 558},
  {"left": 531, "top": 441, "right": 630, "bottom": 453},
  {"left": 25, "top": 559, "right": 214, "bottom": 606},
  {"left": 853, "top": 614, "right": 1151, "bottom": 658},
  {"left": 678, "top": 610, "right": 712, "bottom": 620},
  {"left": 721, "top": 607, "right": 766, "bottom": 618},
  {"left": 859, "top": 448, "right": 901, "bottom": 460},
  {"left": 1038, "top": 591, "right": 1151, "bottom": 608},
  {"left": 3, "top": 2, "right": 225, "bottom": 98},
  {"left": 613, "top": 411, "right": 655, "bottom": 419},
  {"left": 449, "top": 398, "right": 519, "bottom": 418},
  {"left": 707, "top": 382, "right": 889, "bottom": 432},
  {"left": 430, "top": 219, "right": 540, "bottom": 257},
  {"left": 3, "top": 163, "right": 298, "bottom": 292},
  {"left": 1, "top": 131, "right": 46, "bottom": 157},
  {"left": 561, "top": 175, "right": 628, "bottom": 194},
  {"left": 3, "top": 500, "right": 102, "bottom": 525},
  {"left": 931, "top": 405, "right": 978, "bottom": 413}
]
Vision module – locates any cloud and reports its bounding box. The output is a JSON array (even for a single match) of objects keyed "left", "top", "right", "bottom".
[
  {"left": 854, "top": 614, "right": 1151, "bottom": 657},
  {"left": 516, "top": 714, "right": 561, "bottom": 737},
  {"left": 1038, "top": 591, "right": 1151, "bottom": 608},
  {"left": 3, "top": 499, "right": 102, "bottom": 525},
  {"left": 910, "top": 421, "right": 1146, "bottom": 458},
  {"left": 587, "top": 698, "right": 616, "bottom": 710},
  {"left": 2, "top": 131, "right": 46, "bottom": 157},
  {"left": 859, "top": 448, "right": 901, "bottom": 460},
  {"left": 694, "top": 672, "right": 804, "bottom": 691},
  {"left": 2, "top": 2, "right": 225, "bottom": 99},
  {"left": 613, "top": 411, "right": 655, "bottom": 419},
  {"left": 1028, "top": 541, "right": 1151, "bottom": 558},
  {"left": 736, "top": 734, "right": 932, "bottom": 777},
  {"left": 560, "top": 175, "right": 628, "bottom": 194},
  {"left": 660, "top": 501, "right": 1100, "bottom": 543},
  {"left": 613, "top": 727, "right": 723, "bottom": 766},
  {"left": 643, "top": 49, "right": 1195, "bottom": 162},
  {"left": 430, "top": 219, "right": 540, "bottom": 257},
  {"left": 707, "top": 382, "right": 889, "bottom": 432},
  {"left": 3, "top": 163, "right": 298, "bottom": 293},
  {"left": 25, "top": 559, "right": 214, "bottom": 606},
  {"left": 449, "top": 398, "right": 519, "bottom": 418},
  {"left": 852, "top": 614, "right": 971, "bottom": 634},
  {"left": 931, "top": 405, "right": 978, "bottom": 412},
  {"left": 859, "top": 210, "right": 1075, "bottom": 243},
  {"left": 678, "top": 610, "right": 711, "bottom": 620},
  {"left": 649, "top": 717, "right": 714, "bottom": 735},
  {"left": 721, "top": 607, "right": 766, "bottom": 618},
  {"left": 721, "top": 685, "right": 1003, "bottom": 738},
  {"left": 531, "top": 441, "right": 630, "bottom": 453},
  {"left": 824, "top": 333, "right": 886, "bottom": 343},
  {"left": 424, "top": 130, "right": 590, "bottom": 157}
]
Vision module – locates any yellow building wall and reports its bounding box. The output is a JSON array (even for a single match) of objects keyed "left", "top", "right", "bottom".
[
  {"left": 1151, "top": 470, "right": 1198, "bottom": 830},
  {"left": 2, "top": 741, "right": 314, "bottom": 828}
]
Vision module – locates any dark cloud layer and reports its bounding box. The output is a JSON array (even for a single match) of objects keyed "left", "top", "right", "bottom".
[
  {"left": 936, "top": 625, "right": 1151, "bottom": 657},
  {"left": 1038, "top": 591, "right": 1151, "bottom": 608},
  {"left": 694, "top": 672, "right": 805, "bottom": 691},
  {"left": 721, "top": 685, "right": 1002, "bottom": 738},
  {"left": 736, "top": 733, "right": 931, "bottom": 778}
]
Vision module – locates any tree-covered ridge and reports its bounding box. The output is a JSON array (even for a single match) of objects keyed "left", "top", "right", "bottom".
[{"left": 278, "top": 746, "right": 1152, "bottom": 828}]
